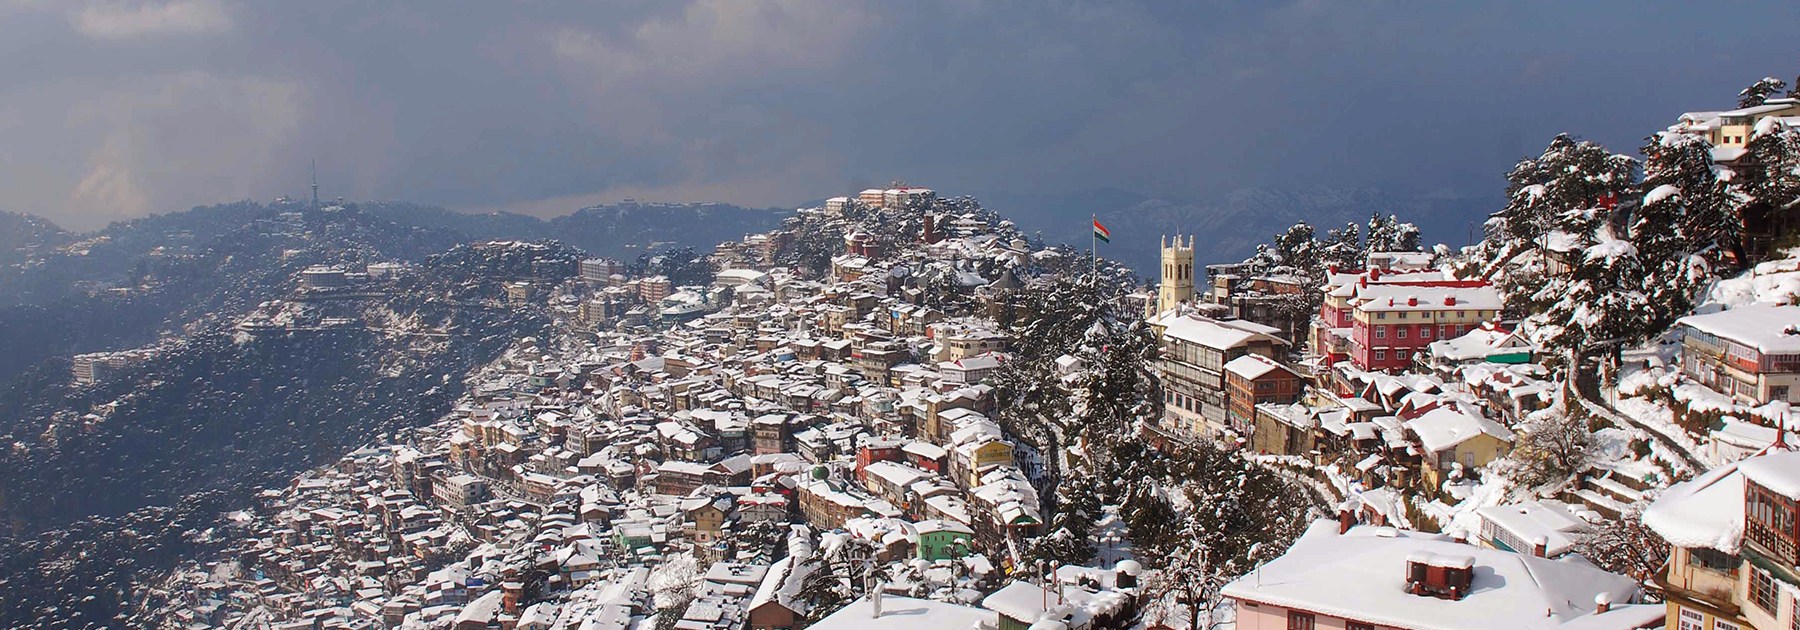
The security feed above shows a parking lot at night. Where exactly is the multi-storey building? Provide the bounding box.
[1347,282,1501,372]
[858,188,888,207]
[882,187,936,208]
[639,276,673,303]
[1667,98,1800,258]
[580,258,623,286]
[824,196,854,216]
[1646,449,1800,630]
[1313,267,1443,365]
[1670,97,1800,161]
[1224,354,1302,432]
[1149,311,1289,436]
[1675,305,1800,405]
[432,474,488,511]
[1204,263,1309,343]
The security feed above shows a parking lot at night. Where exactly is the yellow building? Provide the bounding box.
[954,439,1015,487]
[1403,404,1514,488]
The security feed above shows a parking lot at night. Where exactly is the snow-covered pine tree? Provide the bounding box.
[1273,222,1318,271]
[1528,229,1655,357]
[1022,471,1101,566]
[1731,125,1800,259]
[1365,213,1423,253]
[1072,319,1163,463]
[1482,134,1637,314]
[1632,131,1732,329]
[1738,76,1789,109]
[1319,222,1362,270]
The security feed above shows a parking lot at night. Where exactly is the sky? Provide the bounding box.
[0,0,1795,231]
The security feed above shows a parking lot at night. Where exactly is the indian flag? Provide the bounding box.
[1092,218,1111,243]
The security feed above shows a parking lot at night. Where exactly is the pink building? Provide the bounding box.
[1330,272,1500,372]
[1313,267,1460,367]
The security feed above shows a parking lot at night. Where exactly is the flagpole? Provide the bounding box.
[1091,214,1097,280]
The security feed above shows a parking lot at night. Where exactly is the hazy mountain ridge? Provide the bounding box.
[0,211,71,266]
[0,254,552,628]
[0,203,467,384]
[360,200,788,261]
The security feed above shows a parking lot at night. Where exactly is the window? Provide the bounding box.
[1687,547,1739,572]
[1376,312,1387,320]
[1716,620,1742,630]
[1677,607,1704,630]
[1287,611,1315,630]
[1375,326,1387,339]
[1347,622,1374,630]
[1375,349,1387,361]
[1398,327,1408,339]
[1421,325,1432,338]
[1775,386,1790,402]
[1754,567,1778,614]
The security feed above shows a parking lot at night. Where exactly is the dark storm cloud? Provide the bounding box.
[0,0,1794,229]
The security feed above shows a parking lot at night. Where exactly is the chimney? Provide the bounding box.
[1407,296,1418,307]
[1338,507,1356,534]
[1531,535,1549,558]
[1369,268,1381,280]
[1452,531,1469,545]
[1594,592,1612,615]
[1443,296,1455,306]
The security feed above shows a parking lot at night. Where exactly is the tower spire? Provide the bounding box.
[311,160,319,208]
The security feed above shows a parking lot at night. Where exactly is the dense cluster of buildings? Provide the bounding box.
[144,188,1166,630]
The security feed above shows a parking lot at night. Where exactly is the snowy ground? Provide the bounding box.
[1090,505,1136,567]
[1697,248,1800,311]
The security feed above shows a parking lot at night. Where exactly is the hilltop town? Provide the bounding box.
[119,83,1800,630]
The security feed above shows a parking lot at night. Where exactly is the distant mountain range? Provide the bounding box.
[980,187,1498,276]
[363,200,788,262]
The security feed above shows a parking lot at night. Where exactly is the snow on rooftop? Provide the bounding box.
[1474,501,1589,557]
[1224,354,1294,380]
[1221,521,1656,630]
[808,595,994,630]
[1353,284,1502,312]
[1153,311,1287,349]
[1403,404,1513,453]
[1737,450,1800,500]
[1643,460,1746,554]
[1676,305,1800,354]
